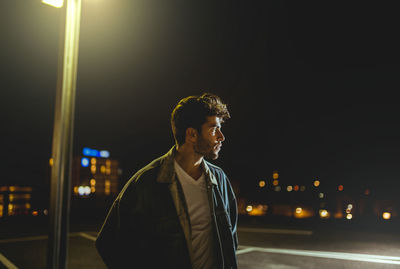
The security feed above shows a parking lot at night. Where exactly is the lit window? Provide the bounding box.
[100,166,106,174]
[105,180,111,195]
[81,158,89,167]
[91,165,96,174]
[91,158,97,165]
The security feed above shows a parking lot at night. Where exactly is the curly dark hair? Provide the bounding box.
[171,93,230,146]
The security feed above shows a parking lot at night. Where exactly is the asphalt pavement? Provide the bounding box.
[1,215,400,268]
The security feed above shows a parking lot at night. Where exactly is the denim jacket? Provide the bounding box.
[96,146,238,269]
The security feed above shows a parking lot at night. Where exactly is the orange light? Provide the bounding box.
[338,185,344,191]
[273,171,279,180]
[287,185,293,192]
[364,189,370,195]
[272,180,279,186]
[382,212,391,220]
[293,185,299,191]
[259,181,266,188]
[313,180,320,187]
[32,211,39,216]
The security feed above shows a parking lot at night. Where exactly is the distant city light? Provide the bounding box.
[296,207,302,214]
[246,205,253,212]
[347,204,353,210]
[100,150,110,158]
[319,193,324,199]
[346,213,353,220]
[273,171,279,180]
[313,180,320,187]
[382,212,391,220]
[78,186,91,196]
[81,157,89,167]
[319,209,329,218]
[338,185,344,191]
[294,185,299,191]
[300,186,306,192]
[346,208,351,214]
[287,185,293,192]
[272,179,279,186]
[259,180,266,188]
[83,147,110,158]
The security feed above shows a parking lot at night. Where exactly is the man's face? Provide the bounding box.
[194,116,225,160]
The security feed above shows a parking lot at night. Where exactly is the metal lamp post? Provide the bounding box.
[43,0,82,268]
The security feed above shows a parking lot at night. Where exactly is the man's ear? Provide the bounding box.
[185,127,198,143]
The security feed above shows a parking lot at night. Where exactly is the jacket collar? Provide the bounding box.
[156,145,218,186]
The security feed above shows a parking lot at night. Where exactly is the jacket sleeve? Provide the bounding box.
[226,176,239,251]
[95,196,123,268]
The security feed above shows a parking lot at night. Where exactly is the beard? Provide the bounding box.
[194,135,220,160]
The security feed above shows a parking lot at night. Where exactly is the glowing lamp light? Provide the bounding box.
[246,205,253,213]
[338,185,344,191]
[295,207,302,214]
[314,180,320,187]
[319,209,329,218]
[346,214,353,220]
[382,212,391,220]
[259,181,266,188]
[78,186,91,196]
[42,0,64,8]
[273,171,279,180]
[293,185,299,191]
[272,179,279,186]
[287,185,293,192]
[81,157,89,167]
[100,150,110,158]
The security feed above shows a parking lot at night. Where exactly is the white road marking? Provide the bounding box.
[238,227,313,236]
[0,252,18,269]
[237,245,400,265]
[78,232,96,241]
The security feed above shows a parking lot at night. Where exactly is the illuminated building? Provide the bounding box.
[71,147,120,198]
[0,186,33,218]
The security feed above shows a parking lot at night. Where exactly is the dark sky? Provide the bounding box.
[1,1,400,198]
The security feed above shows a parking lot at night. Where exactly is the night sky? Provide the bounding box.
[1,1,400,199]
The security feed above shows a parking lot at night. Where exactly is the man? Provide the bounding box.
[96,93,238,269]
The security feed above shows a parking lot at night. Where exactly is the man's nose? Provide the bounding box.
[217,129,225,142]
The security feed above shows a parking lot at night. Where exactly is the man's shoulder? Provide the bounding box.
[204,160,227,179]
[119,155,164,196]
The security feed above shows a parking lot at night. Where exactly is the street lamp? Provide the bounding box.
[44,0,82,268]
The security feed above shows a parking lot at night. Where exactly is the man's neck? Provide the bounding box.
[175,144,203,180]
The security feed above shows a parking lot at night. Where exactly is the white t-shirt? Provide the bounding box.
[174,160,217,269]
